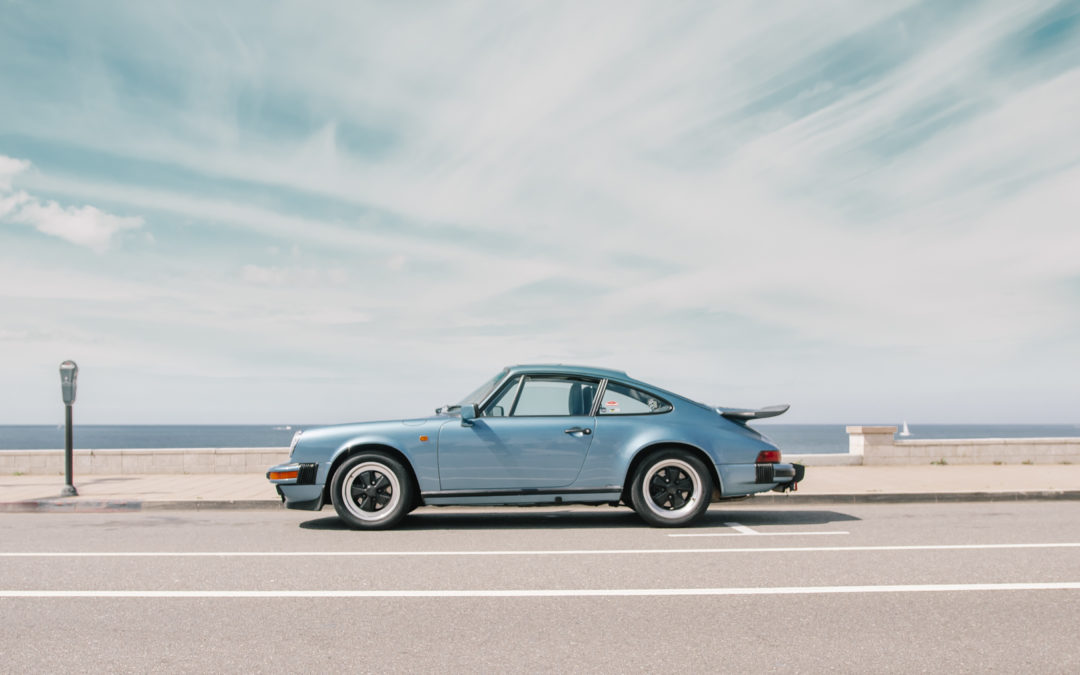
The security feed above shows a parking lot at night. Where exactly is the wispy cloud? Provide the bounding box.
[1,1,1078,422]
[0,156,144,252]
[0,155,30,190]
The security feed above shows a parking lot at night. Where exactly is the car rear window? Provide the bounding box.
[598,382,672,415]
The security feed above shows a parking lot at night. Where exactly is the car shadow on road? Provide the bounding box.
[299,507,859,531]
[716,509,861,526]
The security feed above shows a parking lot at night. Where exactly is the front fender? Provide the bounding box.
[323,432,440,493]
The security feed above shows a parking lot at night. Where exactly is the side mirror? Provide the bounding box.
[460,404,478,426]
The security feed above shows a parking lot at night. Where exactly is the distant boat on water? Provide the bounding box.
[900,421,911,437]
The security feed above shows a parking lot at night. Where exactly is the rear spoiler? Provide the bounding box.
[715,404,790,422]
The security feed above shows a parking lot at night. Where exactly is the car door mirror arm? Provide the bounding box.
[460,404,478,426]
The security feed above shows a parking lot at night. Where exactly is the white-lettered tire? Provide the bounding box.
[331,452,414,530]
[629,449,713,527]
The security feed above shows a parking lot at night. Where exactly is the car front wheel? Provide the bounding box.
[630,450,713,527]
[331,452,414,530]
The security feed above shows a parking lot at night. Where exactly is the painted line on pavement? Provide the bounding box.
[3,582,1080,598]
[670,531,850,538]
[670,522,849,537]
[724,521,761,535]
[1,542,1080,557]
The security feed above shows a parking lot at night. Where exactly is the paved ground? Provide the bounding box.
[3,464,1080,510]
[1,502,1078,672]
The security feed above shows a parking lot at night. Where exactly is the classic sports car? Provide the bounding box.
[267,364,804,529]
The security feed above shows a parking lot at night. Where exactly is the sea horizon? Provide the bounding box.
[2,423,1078,454]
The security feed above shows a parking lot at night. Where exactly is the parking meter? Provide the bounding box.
[60,360,78,404]
[58,360,79,496]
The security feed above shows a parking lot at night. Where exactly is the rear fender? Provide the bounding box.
[621,442,724,503]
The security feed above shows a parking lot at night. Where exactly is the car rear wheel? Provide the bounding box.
[630,450,713,527]
[331,453,414,530]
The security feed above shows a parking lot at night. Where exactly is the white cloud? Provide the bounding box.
[11,200,144,253]
[240,263,286,285]
[241,263,350,287]
[0,155,30,190]
[2,3,1079,423]
[0,190,30,218]
[0,154,144,253]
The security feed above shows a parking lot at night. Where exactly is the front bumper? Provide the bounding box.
[755,462,806,492]
[267,462,324,511]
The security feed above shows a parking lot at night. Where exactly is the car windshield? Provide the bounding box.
[457,370,508,406]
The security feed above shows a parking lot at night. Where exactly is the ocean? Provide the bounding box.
[2,423,1078,453]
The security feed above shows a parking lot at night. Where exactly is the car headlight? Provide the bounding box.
[289,430,303,455]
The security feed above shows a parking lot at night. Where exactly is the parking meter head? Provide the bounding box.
[59,360,78,405]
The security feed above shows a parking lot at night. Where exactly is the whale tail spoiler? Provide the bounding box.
[715,404,790,422]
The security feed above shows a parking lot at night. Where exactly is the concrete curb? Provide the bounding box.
[142,500,282,511]
[4,490,1080,513]
[0,499,282,513]
[748,490,1080,505]
[0,499,144,513]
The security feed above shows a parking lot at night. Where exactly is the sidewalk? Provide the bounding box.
[3,464,1079,512]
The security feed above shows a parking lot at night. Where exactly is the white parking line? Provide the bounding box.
[670,531,850,538]
[668,521,850,537]
[1,542,1079,557]
[725,522,761,535]
[3,582,1079,598]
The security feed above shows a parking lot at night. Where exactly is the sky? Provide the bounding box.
[1,0,1079,425]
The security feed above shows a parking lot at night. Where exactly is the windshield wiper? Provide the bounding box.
[436,404,462,414]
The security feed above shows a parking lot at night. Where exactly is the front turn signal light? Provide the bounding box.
[269,470,299,480]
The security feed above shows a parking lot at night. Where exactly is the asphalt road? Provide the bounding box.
[2,502,1079,673]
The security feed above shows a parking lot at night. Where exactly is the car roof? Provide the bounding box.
[506,364,631,380]
[500,364,709,412]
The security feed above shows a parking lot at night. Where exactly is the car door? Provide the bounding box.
[436,375,598,490]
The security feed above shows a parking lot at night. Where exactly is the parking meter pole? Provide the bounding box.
[59,359,79,498]
[61,403,77,497]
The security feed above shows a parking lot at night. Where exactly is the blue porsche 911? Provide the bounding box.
[267,364,804,529]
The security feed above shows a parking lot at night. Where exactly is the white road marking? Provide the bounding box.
[724,521,761,535]
[670,531,850,538]
[3,582,1080,598]
[1,542,1079,557]
[666,521,849,537]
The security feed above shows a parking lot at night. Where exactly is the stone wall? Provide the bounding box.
[0,448,290,475]
[3,431,1079,475]
[847,426,1080,465]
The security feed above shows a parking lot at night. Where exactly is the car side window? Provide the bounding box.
[511,377,598,417]
[598,382,672,415]
[483,376,522,417]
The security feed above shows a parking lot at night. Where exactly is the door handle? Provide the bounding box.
[564,427,592,435]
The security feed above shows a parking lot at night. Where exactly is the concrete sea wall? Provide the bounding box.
[846,426,1080,466]
[2,427,1078,475]
[0,448,290,475]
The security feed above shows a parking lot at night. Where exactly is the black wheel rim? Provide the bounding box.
[350,469,393,512]
[648,466,694,510]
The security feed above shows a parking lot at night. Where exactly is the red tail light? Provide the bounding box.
[756,450,781,463]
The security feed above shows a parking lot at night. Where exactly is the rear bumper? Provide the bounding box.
[755,462,806,491]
